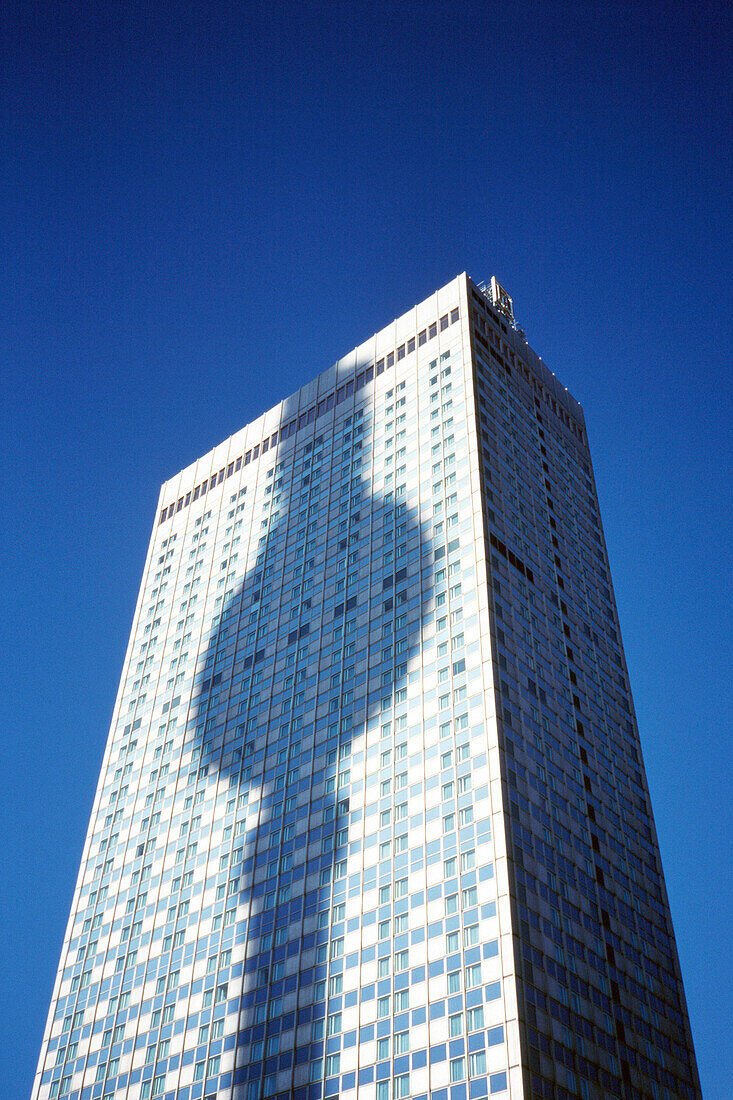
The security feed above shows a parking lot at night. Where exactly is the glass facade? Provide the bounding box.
[33,274,700,1100]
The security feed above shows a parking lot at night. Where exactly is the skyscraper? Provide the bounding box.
[33,273,700,1100]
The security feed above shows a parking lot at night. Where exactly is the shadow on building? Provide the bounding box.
[188,434,429,1100]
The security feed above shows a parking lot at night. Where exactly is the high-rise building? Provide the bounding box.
[33,273,700,1100]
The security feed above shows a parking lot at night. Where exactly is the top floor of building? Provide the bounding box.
[156,273,586,528]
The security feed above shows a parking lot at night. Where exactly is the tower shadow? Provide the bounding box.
[188,413,430,1100]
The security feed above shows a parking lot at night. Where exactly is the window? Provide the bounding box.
[325,1053,340,1075]
[464,923,479,946]
[393,1074,410,1098]
[469,1051,487,1075]
[450,1057,465,1081]
[465,963,482,988]
[463,886,478,907]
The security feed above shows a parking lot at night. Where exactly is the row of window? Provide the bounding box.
[158,308,461,525]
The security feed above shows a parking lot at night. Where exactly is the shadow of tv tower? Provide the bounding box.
[188,392,429,1100]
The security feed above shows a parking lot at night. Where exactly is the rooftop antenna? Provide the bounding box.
[487,276,514,323]
[477,275,522,334]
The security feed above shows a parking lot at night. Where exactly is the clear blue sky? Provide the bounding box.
[2,1,730,1096]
